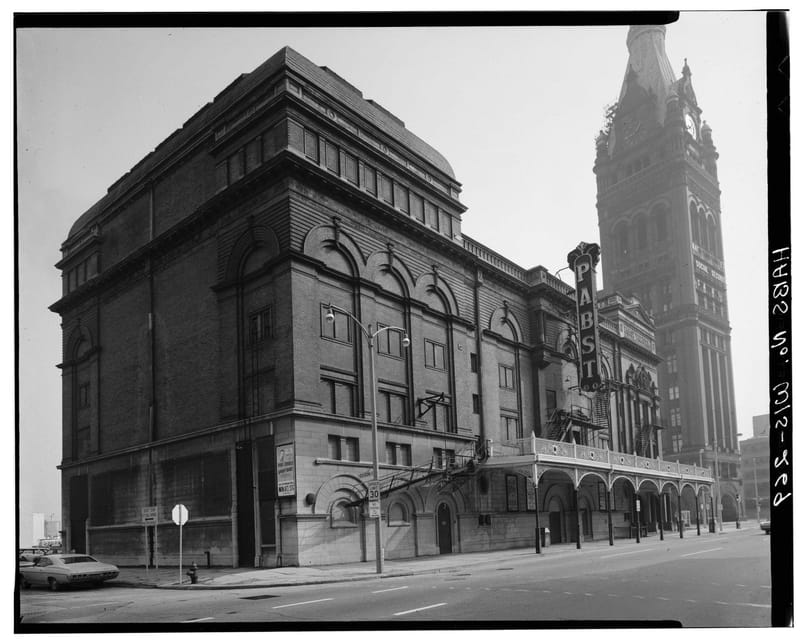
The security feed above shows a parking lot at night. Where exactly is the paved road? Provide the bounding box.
[18,529,770,627]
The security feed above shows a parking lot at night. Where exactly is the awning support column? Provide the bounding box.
[606,484,614,546]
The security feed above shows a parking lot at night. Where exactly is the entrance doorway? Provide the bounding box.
[236,442,256,567]
[437,503,452,554]
[549,511,562,544]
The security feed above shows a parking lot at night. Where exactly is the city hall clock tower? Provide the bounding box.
[593,25,741,525]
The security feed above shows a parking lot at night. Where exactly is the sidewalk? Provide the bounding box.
[111,524,752,591]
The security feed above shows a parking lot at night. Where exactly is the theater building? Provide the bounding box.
[52,44,712,568]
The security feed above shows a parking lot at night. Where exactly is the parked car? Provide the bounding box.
[760,520,771,534]
[19,554,119,590]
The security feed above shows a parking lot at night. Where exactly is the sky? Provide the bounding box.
[13,11,777,548]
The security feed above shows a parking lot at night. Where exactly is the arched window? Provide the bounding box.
[706,216,717,255]
[689,202,700,245]
[651,205,668,243]
[387,502,410,526]
[613,221,629,256]
[635,214,647,250]
[330,499,358,528]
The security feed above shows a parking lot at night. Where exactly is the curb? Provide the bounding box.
[108,529,751,591]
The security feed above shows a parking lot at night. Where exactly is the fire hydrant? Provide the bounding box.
[186,562,198,584]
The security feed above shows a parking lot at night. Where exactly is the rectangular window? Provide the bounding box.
[428,400,453,433]
[470,352,478,373]
[472,394,480,414]
[328,435,341,460]
[328,435,359,461]
[379,390,407,425]
[498,364,515,389]
[249,307,273,344]
[344,437,359,462]
[501,414,520,440]
[394,183,409,213]
[377,324,402,358]
[379,174,393,204]
[668,386,680,401]
[411,193,424,222]
[215,160,228,192]
[344,153,358,185]
[667,354,678,374]
[303,130,319,161]
[399,444,411,467]
[321,379,355,417]
[433,448,455,469]
[325,141,339,173]
[263,125,280,160]
[321,305,352,343]
[385,442,397,465]
[439,210,452,236]
[288,120,304,153]
[425,201,438,229]
[364,165,377,195]
[228,150,245,183]
[245,137,262,173]
[424,340,446,370]
[670,407,681,428]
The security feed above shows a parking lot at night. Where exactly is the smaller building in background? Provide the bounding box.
[740,414,770,521]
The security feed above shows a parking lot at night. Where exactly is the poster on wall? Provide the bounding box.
[276,442,296,497]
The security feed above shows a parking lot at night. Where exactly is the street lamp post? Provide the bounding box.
[711,425,723,532]
[325,303,410,575]
[752,458,761,522]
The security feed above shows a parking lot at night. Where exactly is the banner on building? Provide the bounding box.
[567,242,603,392]
[276,442,296,497]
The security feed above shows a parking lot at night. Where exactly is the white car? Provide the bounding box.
[19,554,119,590]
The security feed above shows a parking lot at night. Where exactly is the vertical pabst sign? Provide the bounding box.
[567,242,603,392]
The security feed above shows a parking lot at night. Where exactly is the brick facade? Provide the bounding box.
[53,46,705,568]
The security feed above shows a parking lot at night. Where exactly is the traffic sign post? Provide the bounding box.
[142,506,159,571]
[367,481,381,519]
[172,504,189,585]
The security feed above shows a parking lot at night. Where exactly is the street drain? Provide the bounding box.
[496,567,514,571]
[241,594,279,600]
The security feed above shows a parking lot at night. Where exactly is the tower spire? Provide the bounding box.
[619,24,678,125]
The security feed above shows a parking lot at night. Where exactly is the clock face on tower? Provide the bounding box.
[685,113,698,139]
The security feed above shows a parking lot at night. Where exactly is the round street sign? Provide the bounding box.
[172,504,189,526]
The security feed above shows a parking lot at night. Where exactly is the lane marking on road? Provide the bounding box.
[657,597,670,601]
[600,548,654,559]
[684,599,697,603]
[272,598,334,609]
[182,617,214,623]
[714,601,771,609]
[372,586,408,594]
[736,584,746,587]
[584,593,593,597]
[632,595,645,599]
[607,594,619,598]
[761,586,772,589]
[393,603,447,616]
[563,592,574,595]
[681,547,723,557]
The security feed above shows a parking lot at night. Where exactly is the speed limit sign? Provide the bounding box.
[367,481,380,518]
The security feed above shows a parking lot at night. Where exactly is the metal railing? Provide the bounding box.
[496,435,712,479]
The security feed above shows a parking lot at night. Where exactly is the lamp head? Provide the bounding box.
[402,335,411,349]
[325,306,335,324]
